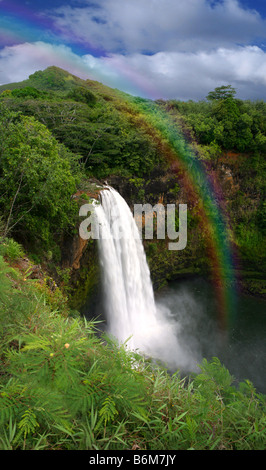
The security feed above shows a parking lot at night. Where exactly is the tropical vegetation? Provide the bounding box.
[0,252,265,450]
[0,68,265,450]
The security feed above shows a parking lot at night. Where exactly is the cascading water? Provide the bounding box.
[94,186,197,371]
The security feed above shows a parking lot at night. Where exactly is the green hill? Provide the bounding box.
[0,65,130,99]
[0,66,161,179]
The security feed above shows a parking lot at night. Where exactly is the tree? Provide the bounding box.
[67,86,96,106]
[10,87,43,99]
[0,104,80,247]
[207,85,236,101]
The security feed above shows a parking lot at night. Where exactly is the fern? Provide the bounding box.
[1,256,266,450]
[99,396,118,426]
[0,383,21,426]
[21,335,51,352]
[66,378,102,417]
[0,255,18,307]
[184,416,199,447]
[18,409,39,439]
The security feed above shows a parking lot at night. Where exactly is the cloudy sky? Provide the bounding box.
[0,0,266,100]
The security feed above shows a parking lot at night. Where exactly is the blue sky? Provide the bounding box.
[1,0,266,100]
[240,1,266,18]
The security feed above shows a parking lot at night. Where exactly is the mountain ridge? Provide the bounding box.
[0,65,133,101]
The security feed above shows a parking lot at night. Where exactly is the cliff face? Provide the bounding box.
[63,166,209,310]
[107,169,209,287]
[62,154,265,312]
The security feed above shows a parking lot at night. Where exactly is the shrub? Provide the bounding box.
[0,238,24,260]
[0,258,265,450]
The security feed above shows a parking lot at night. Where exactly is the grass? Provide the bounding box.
[0,252,265,450]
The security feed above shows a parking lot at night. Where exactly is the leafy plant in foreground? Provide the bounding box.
[0,252,265,450]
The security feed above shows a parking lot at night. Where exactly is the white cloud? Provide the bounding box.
[1,41,266,101]
[112,45,266,100]
[1,1,266,101]
[47,0,265,54]
[0,42,90,85]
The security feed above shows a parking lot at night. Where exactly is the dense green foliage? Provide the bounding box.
[0,104,80,257]
[0,69,265,450]
[0,67,162,179]
[154,88,266,274]
[0,69,265,277]
[0,254,265,450]
[170,86,266,153]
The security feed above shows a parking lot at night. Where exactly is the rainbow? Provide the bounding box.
[0,0,105,56]
[0,1,159,97]
[0,1,238,329]
[118,97,238,330]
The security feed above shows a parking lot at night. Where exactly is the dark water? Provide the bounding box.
[156,277,266,394]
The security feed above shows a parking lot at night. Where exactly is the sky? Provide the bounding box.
[1,0,266,101]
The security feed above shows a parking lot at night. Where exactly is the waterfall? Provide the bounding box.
[94,186,197,371]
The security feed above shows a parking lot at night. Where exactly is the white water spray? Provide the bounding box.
[95,186,197,371]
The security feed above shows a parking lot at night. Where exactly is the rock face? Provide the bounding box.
[107,169,211,287]
[62,234,88,271]
[107,169,181,207]
[59,180,104,311]
[63,167,209,311]
[61,230,100,312]
[61,153,265,312]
